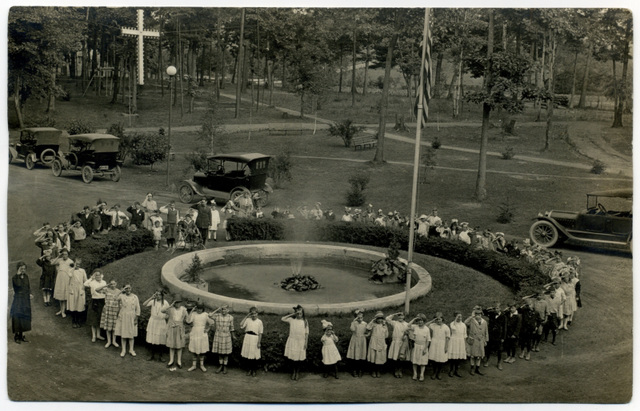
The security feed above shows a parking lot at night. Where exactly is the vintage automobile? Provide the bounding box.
[529,188,632,251]
[9,127,68,169]
[51,133,122,184]
[178,152,272,206]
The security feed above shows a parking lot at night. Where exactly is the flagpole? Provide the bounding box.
[404,8,430,315]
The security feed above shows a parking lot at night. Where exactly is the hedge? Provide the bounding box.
[72,228,155,275]
[228,218,547,297]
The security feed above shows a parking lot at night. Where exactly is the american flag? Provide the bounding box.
[414,9,432,127]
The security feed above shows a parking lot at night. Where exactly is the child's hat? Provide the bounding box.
[321,319,333,329]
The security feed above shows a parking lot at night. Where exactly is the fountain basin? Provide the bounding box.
[161,243,431,315]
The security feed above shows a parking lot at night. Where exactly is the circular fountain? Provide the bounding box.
[161,243,431,315]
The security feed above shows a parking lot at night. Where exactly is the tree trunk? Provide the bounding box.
[338,53,343,93]
[452,49,463,118]
[235,8,245,119]
[433,52,443,98]
[47,68,56,113]
[131,59,138,114]
[351,28,357,107]
[13,76,24,129]
[535,31,546,122]
[159,20,165,97]
[474,10,494,202]
[373,19,400,164]
[363,43,370,96]
[612,18,631,128]
[578,43,591,108]
[568,49,578,109]
[111,54,121,104]
[543,30,556,151]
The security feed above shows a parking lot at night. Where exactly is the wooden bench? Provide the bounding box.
[351,135,378,150]
[268,124,303,136]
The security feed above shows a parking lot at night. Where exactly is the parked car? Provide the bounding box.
[9,127,68,169]
[529,188,632,251]
[178,152,272,206]
[51,133,122,183]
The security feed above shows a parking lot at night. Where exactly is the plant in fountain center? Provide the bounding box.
[280,256,321,292]
[179,253,208,291]
[370,239,407,284]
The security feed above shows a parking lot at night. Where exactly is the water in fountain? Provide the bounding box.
[290,256,303,277]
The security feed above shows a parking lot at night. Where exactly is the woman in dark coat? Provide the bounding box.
[11,261,32,344]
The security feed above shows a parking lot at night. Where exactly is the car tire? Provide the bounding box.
[40,148,56,165]
[230,188,249,203]
[110,165,121,182]
[68,152,78,170]
[52,159,63,177]
[529,220,559,248]
[178,184,195,203]
[25,153,36,170]
[81,165,94,184]
[9,151,13,164]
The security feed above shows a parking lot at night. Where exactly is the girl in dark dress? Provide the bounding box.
[11,262,32,344]
[36,251,56,306]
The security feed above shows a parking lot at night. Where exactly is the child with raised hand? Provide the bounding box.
[187,303,213,372]
[366,311,389,378]
[346,308,368,378]
[408,313,431,381]
[320,320,341,379]
[240,307,263,377]
[162,299,188,371]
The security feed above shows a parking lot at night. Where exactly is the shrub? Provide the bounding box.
[501,146,515,160]
[130,132,169,169]
[268,149,294,188]
[184,148,209,174]
[431,137,441,149]
[497,197,516,223]
[66,119,96,135]
[72,228,154,275]
[227,218,286,241]
[591,160,606,174]
[180,253,203,283]
[328,119,365,147]
[345,170,370,207]
[420,147,438,184]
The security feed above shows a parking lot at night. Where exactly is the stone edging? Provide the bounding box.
[161,243,431,315]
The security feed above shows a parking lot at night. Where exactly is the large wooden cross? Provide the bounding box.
[121,9,159,85]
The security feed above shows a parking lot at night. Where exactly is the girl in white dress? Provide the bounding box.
[386,312,410,378]
[209,200,220,241]
[187,303,214,372]
[281,305,308,381]
[240,307,263,377]
[448,312,467,377]
[409,313,431,381]
[51,249,74,318]
[366,311,389,378]
[143,290,170,362]
[346,309,368,378]
[427,313,451,380]
[320,320,341,379]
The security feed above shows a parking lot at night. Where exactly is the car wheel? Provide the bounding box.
[230,188,249,203]
[9,151,13,164]
[40,148,56,165]
[68,153,79,169]
[25,153,36,170]
[179,184,195,203]
[529,220,559,248]
[110,165,121,182]
[81,165,94,184]
[52,159,63,177]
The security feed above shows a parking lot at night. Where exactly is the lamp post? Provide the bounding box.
[166,65,177,186]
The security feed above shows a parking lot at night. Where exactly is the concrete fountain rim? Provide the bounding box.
[160,242,432,315]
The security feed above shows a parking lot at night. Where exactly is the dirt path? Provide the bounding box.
[5,163,633,403]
